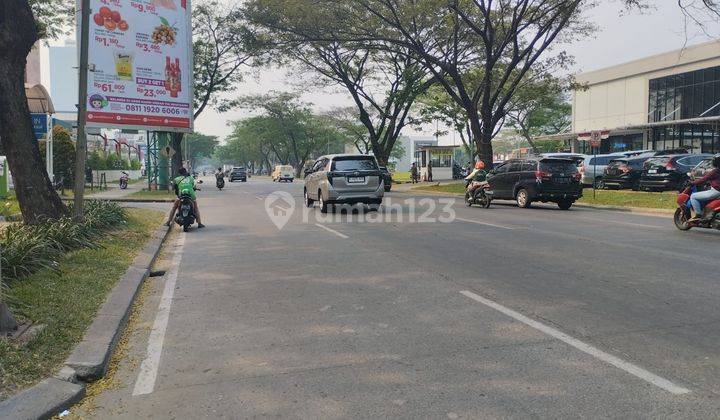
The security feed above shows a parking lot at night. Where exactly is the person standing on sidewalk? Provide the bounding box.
[410,162,419,184]
[427,160,433,182]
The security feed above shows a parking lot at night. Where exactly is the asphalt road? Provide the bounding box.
[73,177,720,419]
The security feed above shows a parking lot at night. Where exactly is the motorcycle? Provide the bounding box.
[119,172,129,190]
[174,182,202,232]
[216,174,225,190]
[465,180,493,208]
[674,185,720,231]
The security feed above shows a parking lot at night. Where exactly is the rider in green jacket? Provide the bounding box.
[165,168,205,228]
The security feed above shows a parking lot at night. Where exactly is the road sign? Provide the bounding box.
[590,131,602,148]
[160,145,175,158]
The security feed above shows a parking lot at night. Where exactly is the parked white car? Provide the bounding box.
[579,153,626,188]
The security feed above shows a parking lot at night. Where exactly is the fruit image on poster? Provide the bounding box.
[85,0,193,132]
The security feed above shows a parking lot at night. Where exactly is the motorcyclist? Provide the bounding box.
[465,161,489,192]
[465,161,488,199]
[689,154,720,222]
[165,167,205,228]
[215,167,224,180]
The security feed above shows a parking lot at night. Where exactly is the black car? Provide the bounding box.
[379,167,393,192]
[640,154,712,192]
[487,158,583,210]
[229,167,247,182]
[602,155,652,190]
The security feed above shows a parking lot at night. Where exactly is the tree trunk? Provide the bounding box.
[170,132,184,176]
[0,0,67,224]
[469,117,493,168]
[0,301,18,333]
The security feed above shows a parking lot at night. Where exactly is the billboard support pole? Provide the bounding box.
[73,0,91,220]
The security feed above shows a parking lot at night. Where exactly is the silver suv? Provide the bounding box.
[579,153,625,188]
[304,154,385,212]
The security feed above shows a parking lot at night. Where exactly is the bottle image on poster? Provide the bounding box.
[84,0,193,132]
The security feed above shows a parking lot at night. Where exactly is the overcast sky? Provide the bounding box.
[194,2,717,142]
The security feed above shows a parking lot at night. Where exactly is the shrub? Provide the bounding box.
[0,201,126,283]
[40,126,76,188]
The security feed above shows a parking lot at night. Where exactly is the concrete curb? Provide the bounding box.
[0,224,172,420]
[396,189,674,217]
[61,198,175,204]
[65,224,171,380]
[0,378,85,420]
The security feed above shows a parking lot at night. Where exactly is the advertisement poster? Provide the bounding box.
[85,0,193,132]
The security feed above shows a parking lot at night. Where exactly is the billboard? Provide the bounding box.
[84,0,193,132]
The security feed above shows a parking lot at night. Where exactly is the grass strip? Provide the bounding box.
[0,208,163,401]
[129,189,177,200]
[413,184,678,210]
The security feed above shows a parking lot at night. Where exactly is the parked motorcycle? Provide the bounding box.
[465,181,493,208]
[674,185,720,231]
[119,172,129,190]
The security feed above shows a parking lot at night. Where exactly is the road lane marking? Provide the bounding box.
[455,217,515,230]
[315,223,349,239]
[133,234,185,396]
[573,216,664,229]
[459,290,691,395]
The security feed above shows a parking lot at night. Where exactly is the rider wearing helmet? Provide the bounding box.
[165,167,205,228]
[689,155,720,221]
[465,161,488,182]
[465,161,489,195]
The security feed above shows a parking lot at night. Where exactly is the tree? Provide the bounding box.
[183,132,218,169]
[413,85,475,160]
[245,0,435,166]
[170,0,258,174]
[40,126,76,188]
[0,0,68,225]
[506,75,572,153]
[319,1,680,167]
[223,93,341,176]
[325,107,372,154]
[0,0,73,334]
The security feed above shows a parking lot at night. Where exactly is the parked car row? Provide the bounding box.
[542,149,714,192]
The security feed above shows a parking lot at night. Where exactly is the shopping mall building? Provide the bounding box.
[568,40,720,154]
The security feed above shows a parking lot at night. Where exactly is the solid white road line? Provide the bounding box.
[460,290,691,395]
[133,234,186,396]
[315,223,349,239]
[574,216,664,229]
[455,217,515,230]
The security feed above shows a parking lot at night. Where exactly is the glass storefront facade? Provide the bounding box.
[579,133,644,154]
[647,65,720,153]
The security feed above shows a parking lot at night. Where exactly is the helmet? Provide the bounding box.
[475,161,485,170]
[179,167,189,176]
[713,155,720,169]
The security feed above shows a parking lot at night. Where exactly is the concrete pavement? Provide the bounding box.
[67,177,720,419]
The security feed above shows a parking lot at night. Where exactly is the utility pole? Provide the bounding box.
[73,0,91,219]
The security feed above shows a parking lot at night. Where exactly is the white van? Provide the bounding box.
[272,165,295,182]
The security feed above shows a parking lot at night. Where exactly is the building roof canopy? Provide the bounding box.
[25,84,55,114]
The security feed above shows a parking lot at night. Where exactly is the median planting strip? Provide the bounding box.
[407,184,675,215]
[0,210,172,419]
